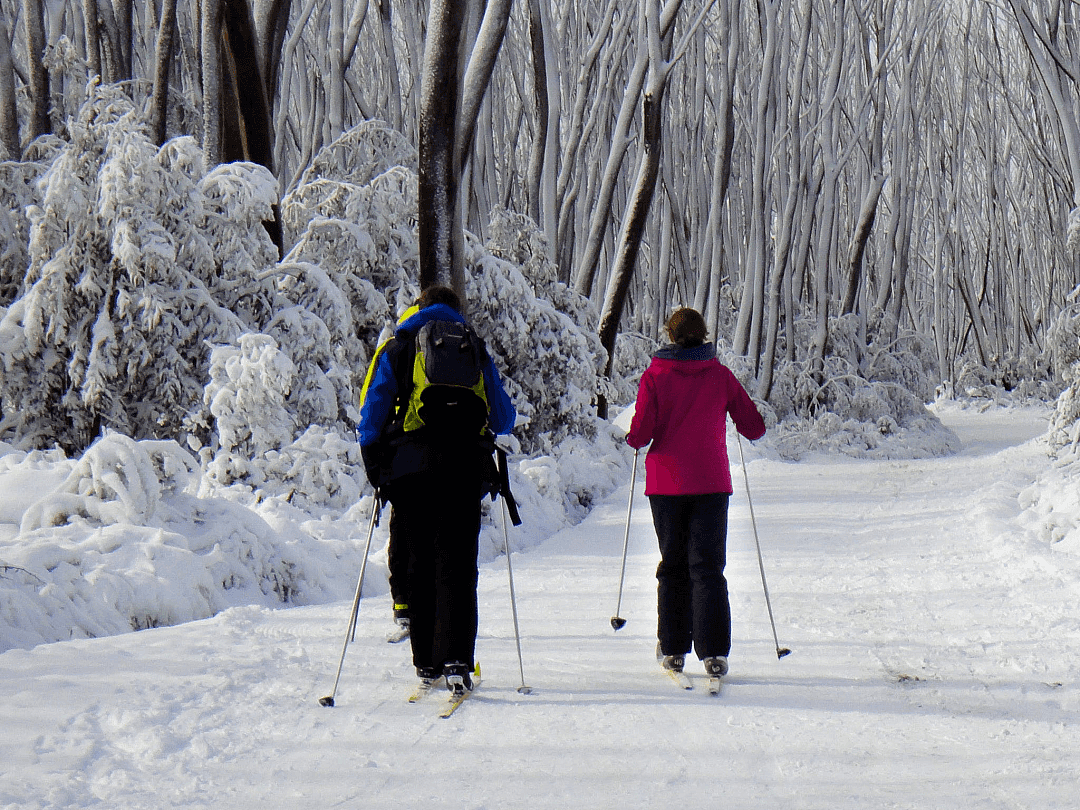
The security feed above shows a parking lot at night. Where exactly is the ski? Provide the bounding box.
[439,664,481,718]
[386,625,410,644]
[407,677,442,703]
[665,668,693,690]
[707,676,723,696]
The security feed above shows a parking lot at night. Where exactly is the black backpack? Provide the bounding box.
[396,319,490,437]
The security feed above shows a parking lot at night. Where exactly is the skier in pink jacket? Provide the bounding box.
[626,307,766,681]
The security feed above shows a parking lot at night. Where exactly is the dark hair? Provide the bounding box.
[416,284,461,312]
[665,307,707,348]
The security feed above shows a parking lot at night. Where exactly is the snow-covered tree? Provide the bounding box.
[0,88,276,452]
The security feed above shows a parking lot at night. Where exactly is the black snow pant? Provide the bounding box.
[649,492,731,660]
[389,471,482,673]
[387,507,410,619]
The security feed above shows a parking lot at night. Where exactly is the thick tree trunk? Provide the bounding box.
[419,0,466,298]
[457,0,512,172]
[254,0,292,108]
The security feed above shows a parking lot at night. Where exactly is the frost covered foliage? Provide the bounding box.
[0,156,55,306]
[609,332,659,408]
[0,434,317,650]
[202,334,367,509]
[0,86,280,452]
[735,313,960,460]
[1046,293,1080,453]
[277,126,422,417]
[473,210,609,453]
[950,352,1060,405]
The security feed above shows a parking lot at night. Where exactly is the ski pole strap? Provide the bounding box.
[496,447,522,526]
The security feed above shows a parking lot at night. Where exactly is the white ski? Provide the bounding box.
[665,667,693,690]
[707,676,723,696]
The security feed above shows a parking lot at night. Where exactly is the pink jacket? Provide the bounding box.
[626,343,766,496]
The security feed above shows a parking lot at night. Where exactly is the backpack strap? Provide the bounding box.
[389,333,416,432]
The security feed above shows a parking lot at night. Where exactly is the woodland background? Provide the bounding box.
[2,0,1080,468]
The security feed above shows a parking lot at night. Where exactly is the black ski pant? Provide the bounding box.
[389,472,482,673]
[387,507,409,619]
[649,492,731,660]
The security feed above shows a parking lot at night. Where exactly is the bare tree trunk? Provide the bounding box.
[95,0,122,84]
[598,82,668,417]
[758,0,813,399]
[699,0,740,337]
[732,0,779,360]
[840,174,885,315]
[456,0,512,173]
[525,0,548,225]
[202,0,223,170]
[253,0,292,107]
[1006,0,1080,206]
[84,0,102,80]
[377,0,404,132]
[597,0,712,415]
[574,0,682,299]
[22,0,50,142]
[326,0,345,141]
[0,12,19,158]
[149,0,178,145]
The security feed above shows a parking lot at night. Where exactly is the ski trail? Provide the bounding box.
[2,405,1079,809]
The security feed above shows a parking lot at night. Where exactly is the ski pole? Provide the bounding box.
[610,449,638,631]
[319,495,381,707]
[736,432,791,659]
[500,496,532,694]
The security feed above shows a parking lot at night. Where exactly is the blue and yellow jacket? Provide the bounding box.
[356,303,516,487]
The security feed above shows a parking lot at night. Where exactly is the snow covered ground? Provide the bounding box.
[2,403,1078,809]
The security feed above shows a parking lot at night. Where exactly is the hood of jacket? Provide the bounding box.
[651,341,719,374]
[394,303,464,339]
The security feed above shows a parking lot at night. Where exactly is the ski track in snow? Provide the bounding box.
[3,405,1079,809]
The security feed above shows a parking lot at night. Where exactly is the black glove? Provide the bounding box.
[361,441,393,490]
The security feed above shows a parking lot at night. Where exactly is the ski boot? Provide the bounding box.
[703,656,729,678]
[443,662,474,696]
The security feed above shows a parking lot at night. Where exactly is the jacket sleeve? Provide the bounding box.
[356,341,399,446]
[625,368,657,449]
[725,368,766,441]
[483,358,517,436]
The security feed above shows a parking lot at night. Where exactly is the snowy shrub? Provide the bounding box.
[1,434,312,649]
[468,232,606,453]
[0,87,289,453]
[609,332,658,408]
[202,334,296,485]
[258,426,367,511]
[717,312,959,460]
[0,159,49,306]
[200,335,368,509]
[19,433,200,531]
[294,120,417,191]
[1046,292,1080,453]
[953,352,1061,406]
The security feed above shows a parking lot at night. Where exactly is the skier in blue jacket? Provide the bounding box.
[357,285,515,695]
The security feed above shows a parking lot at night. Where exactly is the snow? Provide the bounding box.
[3,403,1080,808]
